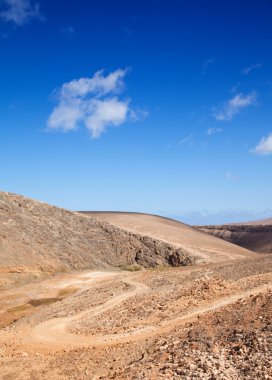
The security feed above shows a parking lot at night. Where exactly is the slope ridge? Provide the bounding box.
[0,192,191,289]
[81,212,255,262]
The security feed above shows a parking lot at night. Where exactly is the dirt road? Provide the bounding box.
[0,258,272,380]
[8,270,270,350]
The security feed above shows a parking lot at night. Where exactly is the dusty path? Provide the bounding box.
[21,273,271,350]
[24,276,150,347]
[1,263,271,380]
[0,270,118,319]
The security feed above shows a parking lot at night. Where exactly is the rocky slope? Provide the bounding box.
[198,224,272,254]
[81,211,256,263]
[0,192,192,289]
[112,287,272,380]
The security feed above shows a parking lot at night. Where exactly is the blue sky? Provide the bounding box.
[0,0,272,224]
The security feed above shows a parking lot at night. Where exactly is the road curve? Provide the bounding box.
[22,274,271,349]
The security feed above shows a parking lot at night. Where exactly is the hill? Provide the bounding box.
[198,223,272,254]
[234,217,272,226]
[0,198,271,380]
[80,212,255,263]
[0,193,192,289]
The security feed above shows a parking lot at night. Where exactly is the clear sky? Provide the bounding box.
[0,0,272,224]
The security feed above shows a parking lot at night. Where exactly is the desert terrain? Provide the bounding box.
[0,194,271,379]
[81,212,255,262]
[198,218,272,254]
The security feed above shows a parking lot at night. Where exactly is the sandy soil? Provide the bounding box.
[0,256,271,379]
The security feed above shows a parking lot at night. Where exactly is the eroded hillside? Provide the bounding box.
[198,224,272,254]
[81,211,256,263]
[0,192,192,289]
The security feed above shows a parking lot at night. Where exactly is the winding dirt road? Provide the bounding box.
[24,275,150,348]
[20,272,271,350]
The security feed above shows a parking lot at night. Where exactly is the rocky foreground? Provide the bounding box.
[0,255,271,379]
[114,289,271,380]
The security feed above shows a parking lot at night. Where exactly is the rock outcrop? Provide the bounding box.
[198,224,272,254]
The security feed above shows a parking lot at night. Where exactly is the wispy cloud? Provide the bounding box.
[242,63,262,75]
[0,0,44,26]
[202,58,215,74]
[207,127,223,135]
[47,69,146,138]
[61,26,76,37]
[251,133,272,155]
[225,170,240,181]
[177,134,193,146]
[213,92,257,121]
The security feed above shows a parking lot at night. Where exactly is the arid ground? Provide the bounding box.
[198,219,272,254]
[0,194,271,379]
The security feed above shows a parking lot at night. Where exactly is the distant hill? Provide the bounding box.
[81,211,255,263]
[198,220,272,254]
[233,217,272,226]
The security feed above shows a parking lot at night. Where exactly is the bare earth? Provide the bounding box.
[0,256,271,379]
[0,198,271,379]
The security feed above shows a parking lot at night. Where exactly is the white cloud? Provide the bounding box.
[85,98,129,138]
[213,92,257,121]
[0,0,44,26]
[207,127,223,135]
[60,69,127,99]
[243,63,262,75]
[47,69,144,138]
[47,101,83,132]
[251,133,272,156]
